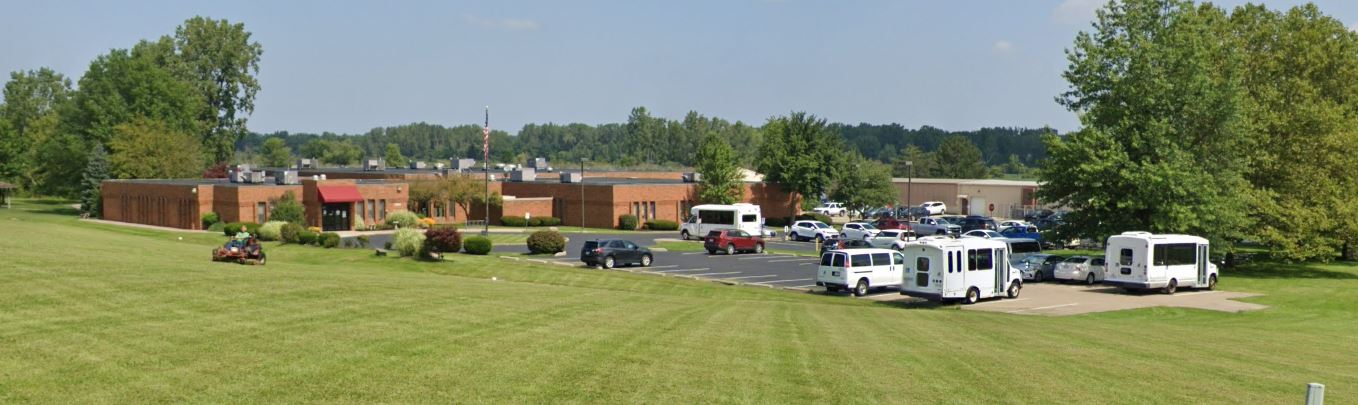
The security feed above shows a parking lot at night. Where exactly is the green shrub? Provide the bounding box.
[539,216,561,226]
[386,210,421,228]
[796,213,833,224]
[764,217,789,227]
[644,219,679,230]
[463,236,492,255]
[392,228,425,257]
[297,230,318,245]
[354,215,366,230]
[527,217,543,227]
[269,191,306,225]
[500,216,527,227]
[280,223,304,244]
[320,232,341,248]
[256,221,286,242]
[207,222,226,232]
[356,235,370,248]
[618,214,638,230]
[223,222,262,237]
[526,230,566,254]
[201,212,220,229]
[424,227,463,254]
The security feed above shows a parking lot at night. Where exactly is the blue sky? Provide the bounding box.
[3,0,1357,135]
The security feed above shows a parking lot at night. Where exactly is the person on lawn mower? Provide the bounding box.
[244,236,261,257]
[229,226,252,250]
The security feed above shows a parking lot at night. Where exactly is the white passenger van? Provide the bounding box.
[898,238,1023,304]
[680,204,763,240]
[817,248,906,297]
[1103,232,1218,294]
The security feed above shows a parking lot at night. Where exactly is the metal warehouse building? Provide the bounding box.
[892,178,1042,218]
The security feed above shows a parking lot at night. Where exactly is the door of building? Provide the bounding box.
[322,203,351,231]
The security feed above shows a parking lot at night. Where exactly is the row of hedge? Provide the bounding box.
[615,215,679,231]
[500,216,563,227]
[385,226,494,259]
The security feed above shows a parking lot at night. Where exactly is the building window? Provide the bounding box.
[256,202,267,223]
[435,202,444,218]
[368,199,376,222]
[632,202,639,217]
[449,200,456,219]
[641,202,648,220]
[379,199,387,221]
[357,200,366,222]
[649,201,657,219]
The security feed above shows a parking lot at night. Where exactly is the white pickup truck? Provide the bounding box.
[911,217,961,236]
[812,202,846,216]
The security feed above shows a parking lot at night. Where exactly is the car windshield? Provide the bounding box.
[1064,257,1088,263]
[814,223,831,229]
[860,224,877,230]
[707,231,723,237]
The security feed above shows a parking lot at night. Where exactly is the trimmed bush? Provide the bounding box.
[320,232,341,248]
[269,191,306,224]
[385,210,421,228]
[223,222,262,237]
[256,221,287,242]
[392,228,425,257]
[424,227,463,254]
[618,214,638,230]
[298,230,318,245]
[280,223,304,244]
[796,212,833,224]
[201,212,220,229]
[463,236,492,255]
[644,219,679,231]
[526,230,566,254]
[207,222,225,233]
[500,216,527,227]
[356,235,370,248]
[764,217,789,227]
[528,217,544,226]
[307,226,321,233]
[539,216,561,226]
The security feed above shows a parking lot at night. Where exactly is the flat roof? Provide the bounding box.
[890,178,1040,187]
[105,178,399,187]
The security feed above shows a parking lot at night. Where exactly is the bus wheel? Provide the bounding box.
[1207,275,1217,290]
[1007,282,1020,298]
[853,279,869,297]
[681,230,690,240]
[964,287,980,304]
[1164,279,1177,295]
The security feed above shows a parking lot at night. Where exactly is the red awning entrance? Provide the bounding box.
[317,185,363,203]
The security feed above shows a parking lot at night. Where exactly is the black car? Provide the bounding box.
[957,215,1000,232]
[581,239,653,269]
[819,237,874,255]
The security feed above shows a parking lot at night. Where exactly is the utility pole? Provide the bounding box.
[906,160,914,221]
[482,106,490,236]
[580,158,588,232]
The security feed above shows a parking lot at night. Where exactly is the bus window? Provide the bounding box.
[1010,241,1040,255]
[741,214,757,223]
[947,251,954,273]
[968,249,993,271]
[698,210,736,225]
[1120,249,1133,266]
[917,257,930,272]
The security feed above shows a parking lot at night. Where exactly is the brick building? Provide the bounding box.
[102,178,407,231]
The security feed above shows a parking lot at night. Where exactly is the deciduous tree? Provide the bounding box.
[695,131,743,204]
[108,118,204,179]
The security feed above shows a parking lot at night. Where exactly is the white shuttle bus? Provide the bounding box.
[899,238,1023,304]
[1103,232,1218,294]
[680,204,763,240]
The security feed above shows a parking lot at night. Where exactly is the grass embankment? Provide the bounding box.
[0,199,1355,403]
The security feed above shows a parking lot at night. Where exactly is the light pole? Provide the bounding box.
[906,160,914,221]
[482,106,490,236]
[580,158,588,232]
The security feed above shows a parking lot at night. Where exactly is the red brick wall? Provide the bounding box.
[101,181,212,229]
[215,184,303,224]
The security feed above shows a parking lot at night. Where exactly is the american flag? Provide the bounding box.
[482,107,490,158]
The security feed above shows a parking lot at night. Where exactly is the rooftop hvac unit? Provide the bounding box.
[409,161,427,170]
[451,158,476,170]
[233,164,253,173]
[244,171,266,184]
[528,157,549,171]
[273,170,299,185]
[297,158,316,169]
[682,172,701,183]
[511,168,536,182]
[560,172,582,183]
[363,158,385,171]
[434,163,446,170]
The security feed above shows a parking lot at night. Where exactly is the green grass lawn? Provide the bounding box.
[1,199,1355,403]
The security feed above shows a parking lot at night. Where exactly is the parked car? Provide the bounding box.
[961,229,1003,239]
[910,216,960,235]
[789,220,840,242]
[893,206,930,219]
[1054,256,1106,285]
[703,229,765,255]
[999,225,1042,242]
[1016,254,1064,282]
[957,215,1000,232]
[817,248,906,296]
[997,220,1031,232]
[920,201,947,215]
[863,207,894,219]
[841,222,881,240]
[868,229,916,249]
[820,237,874,255]
[1024,209,1055,223]
[813,202,846,216]
[873,216,912,231]
[580,239,653,269]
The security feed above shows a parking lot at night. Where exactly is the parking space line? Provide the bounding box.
[969,298,1027,306]
[1173,291,1219,296]
[790,284,817,288]
[1006,303,1077,313]
[799,263,815,266]
[654,268,710,273]
[767,258,811,263]
[690,271,741,277]
[722,275,778,280]
[647,265,678,269]
[751,278,813,284]
[681,252,704,255]
[736,255,793,260]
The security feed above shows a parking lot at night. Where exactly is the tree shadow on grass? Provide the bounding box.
[1228,262,1358,280]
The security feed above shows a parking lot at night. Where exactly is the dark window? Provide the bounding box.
[741,214,757,223]
[624,241,638,249]
[1010,241,1041,254]
[1092,258,1105,266]
[832,253,845,267]
[821,253,834,266]
[608,240,626,248]
[968,249,993,271]
[584,241,599,250]
[256,202,267,223]
[378,200,387,220]
[357,201,366,222]
[917,257,930,272]
[1120,248,1134,266]
[1153,243,1197,266]
[699,210,736,225]
[851,254,871,267]
[650,202,657,219]
[947,251,954,273]
[894,253,905,265]
[707,230,723,238]
[870,253,891,266]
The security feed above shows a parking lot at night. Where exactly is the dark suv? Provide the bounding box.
[704,229,764,255]
[958,215,999,232]
[581,239,653,269]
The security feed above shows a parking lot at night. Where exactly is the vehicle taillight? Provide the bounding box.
[593,248,603,254]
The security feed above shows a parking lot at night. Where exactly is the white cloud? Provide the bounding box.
[993,40,1015,54]
[1052,0,1101,25]
[1351,22,1358,32]
[464,15,541,31]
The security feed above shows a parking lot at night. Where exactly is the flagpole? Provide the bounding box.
[482,106,490,236]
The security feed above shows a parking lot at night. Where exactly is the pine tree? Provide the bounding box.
[80,144,110,218]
